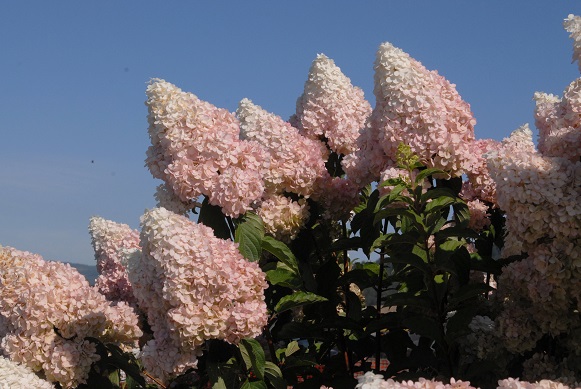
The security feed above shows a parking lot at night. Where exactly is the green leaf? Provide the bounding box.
[448,283,492,308]
[378,177,406,187]
[424,196,456,214]
[266,264,302,289]
[198,196,232,240]
[104,343,146,388]
[364,313,399,334]
[445,305,479,341]
[329,236,362,252]
[212,376,228,389]
[286,340,300,356]
[264,361,286,389]
[383,251,431,276]
[274,291,328,314]
[235,212,264,262]
[453,201,471,228]
[240,338,266,381]
[403,316,446,348]
[337,268,376,289]
[434,226,479,241]
[241,379,268,389]
[262,236,299,274]
[415,168,448,184]
[108,370,120,387]
[382,292,433,309]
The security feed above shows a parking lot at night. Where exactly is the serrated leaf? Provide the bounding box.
[261,236,299,274]
[198,196,232,240]
[274,291,328,313]
[240,338,266,381]
[235,212,264,262]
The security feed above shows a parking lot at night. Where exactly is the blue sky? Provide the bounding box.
[1,2,580,266]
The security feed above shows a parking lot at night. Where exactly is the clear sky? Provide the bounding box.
[1,2,580,266]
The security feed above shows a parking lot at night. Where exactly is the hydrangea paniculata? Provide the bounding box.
[534,84,581,163]
[0,246,142,389]
[0,356,54,389]
[291,53,372,156]
[354,372,477,388]
[89,216,140,304]
[371,42,478,177]
[126,207,268,383]
[237,98,328,198]
[564,14,581,72]
[257,195,310,242]
[145,79,268,217]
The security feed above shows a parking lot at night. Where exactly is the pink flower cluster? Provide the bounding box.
[370,42,478,178]
[237,98,328,198]
[146,79,268,217]
[484,19,581,381]
[487,125,580,253]
[564,14,581,72]
[0,246,142,389]
[238,97,360,222]
[89,216,140,304]
[154,183,194,215]
[126,207,268,383]
[291,53,372,156]
[534,84,581,163]
[257,195,310,242]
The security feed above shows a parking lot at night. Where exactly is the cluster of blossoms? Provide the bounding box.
[482,15,581,382]
[368,42,478,178]
[89,216,140,304]
[290,53,372,156]
[497,378,577,389]
[352,372,477,389]
[125,207,268,383]
[257,195,310,242]
[0,357,54,389]
[154,183,194,215]
[564,14,581,72]
[0,246,142,388]
[237,98,328,198]
[146,79,268,218]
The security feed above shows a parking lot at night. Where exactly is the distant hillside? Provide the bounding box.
[65,262,99,286]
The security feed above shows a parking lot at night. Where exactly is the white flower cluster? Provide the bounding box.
[497,378,577,389]
[354,372,477,388]
[0,357,54,389]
